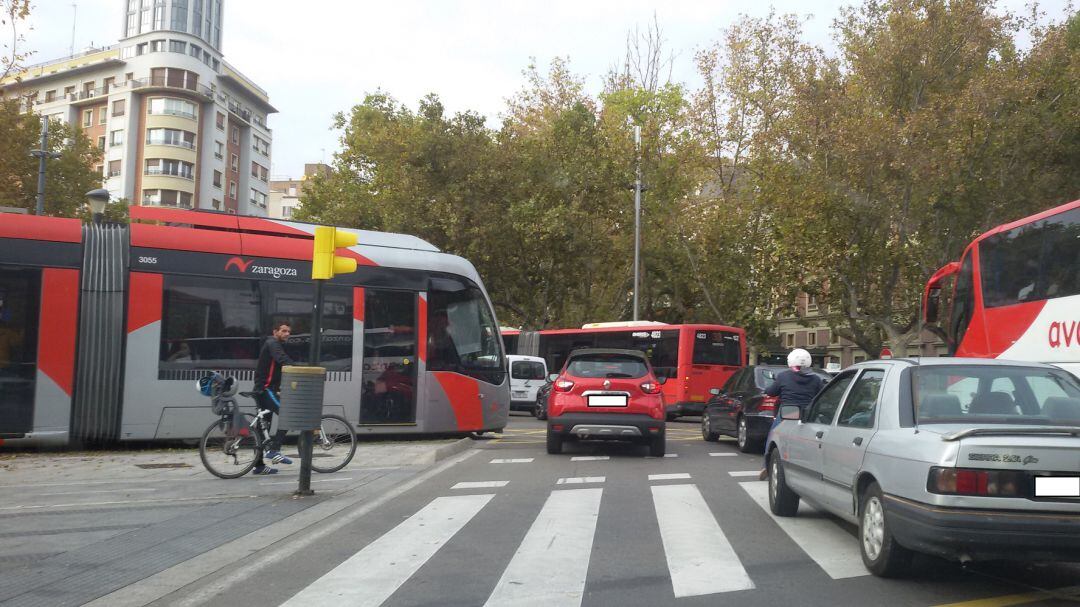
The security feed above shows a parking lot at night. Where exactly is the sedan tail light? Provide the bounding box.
[760,395,780,413]
[554,379,575,393]
[928,467,1025,497]
[640,381,661,394]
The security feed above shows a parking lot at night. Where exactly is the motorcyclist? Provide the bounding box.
[758,348,822,480]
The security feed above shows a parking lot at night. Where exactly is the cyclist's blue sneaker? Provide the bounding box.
[252,465,278,475]
[264,450,292,465]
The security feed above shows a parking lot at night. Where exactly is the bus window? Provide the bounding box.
[980,206,1080,308]
[692,330,741,366]
[949,253,975,355]
[0,269,40,436]
[428,278,506,386]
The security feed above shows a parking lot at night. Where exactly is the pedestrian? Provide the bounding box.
[252,322,296,474]
[758,348,823,480]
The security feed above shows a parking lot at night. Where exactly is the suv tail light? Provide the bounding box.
[760,395,780,412]
[640,381,661,394]
[554,379,575,393]
[928,467,1025,497]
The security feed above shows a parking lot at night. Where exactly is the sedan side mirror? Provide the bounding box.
[709,388,720,396]
[547,373,559,383]
[656,375,667,385]
[779,405,802,421]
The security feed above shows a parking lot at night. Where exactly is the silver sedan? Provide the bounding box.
[765,357,1080,577]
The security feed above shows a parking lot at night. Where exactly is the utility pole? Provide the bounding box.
[30,117,61,216]
[633,124,642,322]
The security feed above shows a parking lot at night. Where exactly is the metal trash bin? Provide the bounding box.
[278,366,326,431]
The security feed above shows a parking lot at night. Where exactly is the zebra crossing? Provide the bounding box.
[280,464,870,606]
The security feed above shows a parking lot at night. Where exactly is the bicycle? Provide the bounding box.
[197,375,357,479]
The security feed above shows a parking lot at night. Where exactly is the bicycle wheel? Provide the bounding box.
[310,414,357,473]
[199,414,259,479]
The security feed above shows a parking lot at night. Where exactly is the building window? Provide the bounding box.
[112,99,126,116]
[231,126,239,144]
[252,135,270,156]
[125,72,134,83]
[214,141,223,159]
[143,189,193,208]
[807,331,817,347]
[831,331,840,345]
[190,43,201,57]
[97,136,106,150]
[287,185,297,197]
[44,90,56,102]
[64,85,75,98]
[110,130,124,146]
[95,164,104,175]
[250,189,267,207]
[228,181,237,200]
[785,333,795,348]
[145,128,196,149]
[99,108,108,125]
[211,198,221,210]
[145,158,195,179]
[216,112,225,130]
[83,110,93,127]
[170,40,186,53]
[230,154,238,171]
[213,170,222,188]
[103,77,115,92]
[854,355,866,363]
[108,159,122,177]
[251,162,268,181]
[148,97,196,120]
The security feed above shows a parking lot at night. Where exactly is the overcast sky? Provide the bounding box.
[24,0,1072,179]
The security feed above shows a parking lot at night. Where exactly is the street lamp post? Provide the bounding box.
[30,116,62,216]
[85,188,110,224]
[633,125,642,322]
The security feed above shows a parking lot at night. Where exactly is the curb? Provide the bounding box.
[422,437,475,465]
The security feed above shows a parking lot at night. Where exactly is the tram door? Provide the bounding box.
[0,269,41,435]
[360,289,418,424]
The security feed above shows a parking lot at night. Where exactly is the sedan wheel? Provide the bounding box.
[767,449,800,516]
[736,416,760,453]
[858,481,912,577]
[701,414,719,442]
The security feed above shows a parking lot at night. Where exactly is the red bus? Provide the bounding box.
[0,207,508,446]
[923,198,1080,378]
[503,321,746,419]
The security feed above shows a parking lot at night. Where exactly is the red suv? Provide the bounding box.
[546,349,667,456]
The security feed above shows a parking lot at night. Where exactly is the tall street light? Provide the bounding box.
[30,116,62,216]
[85,188,110,224]
[633,124,642,322]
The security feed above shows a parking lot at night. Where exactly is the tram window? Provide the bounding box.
[0,269,40,435]
[262,282,352,371]
[427,278,506,385]
[160,276,261,369]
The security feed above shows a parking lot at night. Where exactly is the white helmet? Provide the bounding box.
[787,348,812,370]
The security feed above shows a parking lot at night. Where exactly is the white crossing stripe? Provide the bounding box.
[728,471,761,478]
[484,488,602,606]
[739,481,867,579]
[663,453,679,458]
[709,452,738,457]
[570,456,610,461]
[490,458,534,464]
[649,473,691,481]
[652,484,754,597]
[281,493,494,606]
[556,477,605,485]
[452,481,510,489]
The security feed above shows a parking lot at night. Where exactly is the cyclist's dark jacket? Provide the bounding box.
[254,337,295,392]
[764,369,823,409]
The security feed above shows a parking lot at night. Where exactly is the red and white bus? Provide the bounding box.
[0,207,508,446]
[923,198,1080,378]
[503,321,747,419]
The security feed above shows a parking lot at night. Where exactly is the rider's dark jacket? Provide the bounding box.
[764,369,824,409]
[254,337,294,393]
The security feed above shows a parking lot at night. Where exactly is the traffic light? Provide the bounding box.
[312,226,358,280]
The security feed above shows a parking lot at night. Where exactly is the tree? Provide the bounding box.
[0,99,103,216]
[1,0,31,82]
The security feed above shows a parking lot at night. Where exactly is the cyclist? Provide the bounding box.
[758,348,822,480]
[252,322,296,474]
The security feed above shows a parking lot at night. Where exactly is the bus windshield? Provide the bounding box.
[692,331,741,365]
[979,206,1080,308]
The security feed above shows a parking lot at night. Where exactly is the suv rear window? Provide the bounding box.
[566,354,648,379]
[511,361,546,380]
[913,365,1080,426]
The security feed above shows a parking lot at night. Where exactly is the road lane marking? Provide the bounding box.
[38,488,159,497]
[485,488,602,606]
[261,477,354,486]
[649,473,691,481]
[452,481,510,489]
[0,494,259,511]
[739,481,867,579]
[663,453,678,458]
[652,484,754,596]
[556,477,605,485]
[709,452,737,457]
[490,458,534,464]
[570,456,609,461]
[728,471,761,477]
[281,493,494,607]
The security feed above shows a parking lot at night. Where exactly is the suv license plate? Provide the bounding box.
[588,395,627,407]
[1035,476,1080,497]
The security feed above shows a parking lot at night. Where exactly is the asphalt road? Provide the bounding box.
[186,413,1080,607]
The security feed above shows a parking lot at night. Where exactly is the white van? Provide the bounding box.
[507,355,548,413]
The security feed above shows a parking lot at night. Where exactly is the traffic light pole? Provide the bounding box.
[296,280,323,497]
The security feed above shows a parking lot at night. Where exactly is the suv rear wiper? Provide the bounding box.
[940,426,1080,441]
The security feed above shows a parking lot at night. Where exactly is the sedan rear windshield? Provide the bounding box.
[913,365,1080,426]
[566,354,648,379]
[511,361,546,380]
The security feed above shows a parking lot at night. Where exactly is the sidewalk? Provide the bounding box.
[0,437,475,607]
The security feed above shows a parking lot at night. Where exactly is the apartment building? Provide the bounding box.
[268,163,330,220]
[1,0,275,215]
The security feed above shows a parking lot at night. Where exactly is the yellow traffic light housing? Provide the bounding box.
[312,226,359,280]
